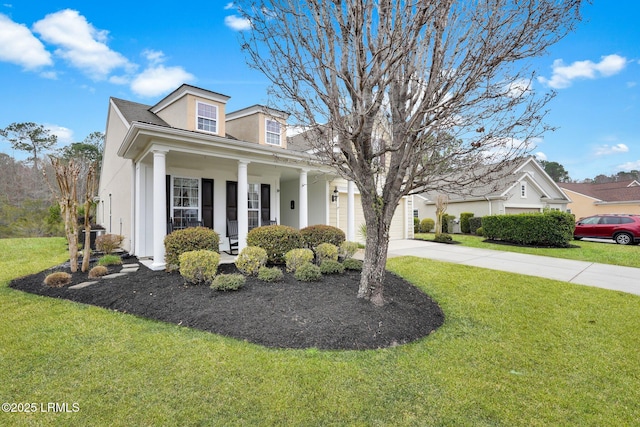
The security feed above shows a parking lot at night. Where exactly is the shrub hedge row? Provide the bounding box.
[482,211,575,247]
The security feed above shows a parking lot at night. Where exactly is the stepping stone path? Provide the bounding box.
[69,263,140,289]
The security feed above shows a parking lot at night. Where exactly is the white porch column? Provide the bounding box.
[299,169,308,229]
[347,180,355,241]
[237,160,249,251]
[151,149,168,270]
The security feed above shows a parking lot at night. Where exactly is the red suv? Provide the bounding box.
[574,214,640,245]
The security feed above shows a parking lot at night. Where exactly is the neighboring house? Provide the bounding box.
[557,180,640,220]
[415,157,571,222]
[97,84,413,270]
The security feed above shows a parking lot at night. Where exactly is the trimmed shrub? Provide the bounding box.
[419,218,435,233]
[294,262,322,282]
[320,259,345,274]
[300,224,345,248]
[247,225,302,264]
[95,234,124,254]
[315,242,338,263]
[179,250,220,285]
[44,271,72,287]
[413,217,420,234]
[482,210,575,247]
[475,227,484,237]
[98,254,122,266]
[257,266,284,282]
[460,212,474,234]
[434,233,453,243]
[211,273,245,291]
[342,258,363,271]
[469,217,483,235]
[164,227,220,272]
[88,265,108,278]
[284,248,315,273]
[235,246,268,275]
[339,241,359,259]
[443,214,456,233]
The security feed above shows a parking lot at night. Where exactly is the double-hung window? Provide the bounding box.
[265,119,281,145]
[247,183,260,230]
[197,101,217,134]
[172,177,200,228]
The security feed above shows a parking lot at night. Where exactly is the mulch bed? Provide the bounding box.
[9,258,444,350]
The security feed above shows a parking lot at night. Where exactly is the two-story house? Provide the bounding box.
[97,84,413,270]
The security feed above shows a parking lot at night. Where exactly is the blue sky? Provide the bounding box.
[0,1,638,181]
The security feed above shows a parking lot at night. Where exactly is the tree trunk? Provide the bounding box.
[62,200,79,272]
[357,193,393,307]
[81,200,92,272]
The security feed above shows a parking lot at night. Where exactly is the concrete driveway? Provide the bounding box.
[380,239,640,297]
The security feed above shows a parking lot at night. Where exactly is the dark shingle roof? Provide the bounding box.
[111,98,170,127]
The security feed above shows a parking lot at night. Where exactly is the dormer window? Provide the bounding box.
[265,119,281,145]
[197,101,218,134]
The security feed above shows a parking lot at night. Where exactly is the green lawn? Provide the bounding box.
[416,232,640,268]
[2,238,639,426]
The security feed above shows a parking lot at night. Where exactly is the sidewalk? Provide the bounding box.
[377,239,640,297]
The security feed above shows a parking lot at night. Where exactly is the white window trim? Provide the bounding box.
[520,182,527,198]
[196,101,218,135]
[265,118,282,146]
[247,182,261,229]
[171,176,201,226]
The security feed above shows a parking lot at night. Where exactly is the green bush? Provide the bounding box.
[482,211,575,247]
[460,212,474,234]
[419,218,435,233]
[339,241,359,259]
[300,224,345,248]
[442,214,456,233]
[413,217,420,234]
[44,271,71,287]
[235,246,268,275]
[98,254,122,266]
[257,266,284,282]
[469,217,483,234]
[434,233,453,243]
[315,242,338,264]
[211,273,245,291]
[284,248,315,273]
[475,227,484,237]
[179,250,220,285]
[247,225,302,264]
[294,262,322,282]
[95,234,124,254]
[164,227,220,271]
[88,265,108,278]
[320,259,345,274]
[342,258,363,271]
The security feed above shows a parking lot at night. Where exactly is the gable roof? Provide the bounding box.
[111,98,170,128]
[558,180,640,203]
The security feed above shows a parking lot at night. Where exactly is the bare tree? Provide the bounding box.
[81,163,98,272]
[46,157,81,273]
[434,194,448,237]
[238,0,584,305]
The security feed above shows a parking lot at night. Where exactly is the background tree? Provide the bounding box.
[0,122,57,172]
[238,0,583,305]
[539,160,571,182]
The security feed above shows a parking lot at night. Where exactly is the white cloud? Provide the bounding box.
[32,9,132,80]
[538,54,627,89]
[0,14,52,69]
[45,124,74,145]
[616,160,640,171]
[130,65,195,97]
[594,143,629,156]
[505,79,532,98]
[535,152,547,161]
[142,49,165,66]
[224,2,236,10]
[225,15,251,31]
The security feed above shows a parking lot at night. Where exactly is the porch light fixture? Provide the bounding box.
[331,187,339,203]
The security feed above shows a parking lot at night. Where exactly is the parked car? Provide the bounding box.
[574,214,640,245]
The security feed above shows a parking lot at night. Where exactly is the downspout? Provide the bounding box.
[485,196,492,215]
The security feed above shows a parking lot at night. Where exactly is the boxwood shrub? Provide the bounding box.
[419,218,435,233]
[469,216,483,235]
[300,224,345,248]
[164,227,220,272]
[460,212,474,234]
[179,250,219,285]
[284,248,315,272]
[294,262,322,282]
[235,246,268,275]
[247,225,302,264]
[315,242,339,263]
[482,210,575,247]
